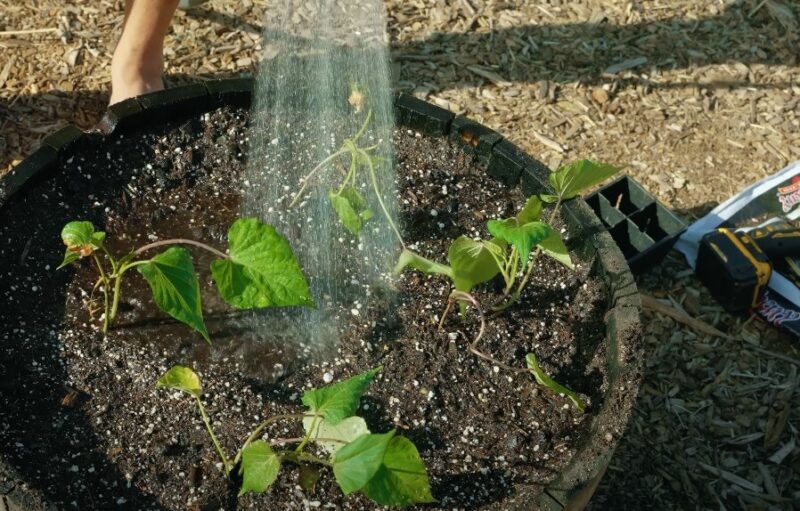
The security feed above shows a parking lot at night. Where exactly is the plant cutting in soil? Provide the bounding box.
[395,160,618,306]
[394,159,620,406]
[157,365,434,506]
[288,83,404,246]
[58,217,313,342]
[438,289,587,413]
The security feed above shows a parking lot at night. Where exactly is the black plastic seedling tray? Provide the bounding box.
[586,176,686,274]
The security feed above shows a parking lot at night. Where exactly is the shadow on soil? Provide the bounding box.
[391,2,798,90]
[188,1,798,90]
[0,73,243,172]
[3,2,796,170]
[0,144,167,508]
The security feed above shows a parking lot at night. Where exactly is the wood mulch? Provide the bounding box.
[1,0,799,509]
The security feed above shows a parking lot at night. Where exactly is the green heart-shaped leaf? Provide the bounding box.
[57,249,81,270]
[447,236,503,293]
[516,195,543,224]
[61,221,97,250]
[329,187,373,237]
[238,440,281,496]
[60,221,106,263]
[156,365,202,398]
[486,219,552,270]
[91,231,106,246]
[138,247,209,343]
[539,231,574,269]
[303,415,370,455]
[549,160,620,200]
[301,367,380,425]
[211,218,313,309]
[362,436,436,506]
[333,431,395,495]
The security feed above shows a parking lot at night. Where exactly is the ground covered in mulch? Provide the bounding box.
[2,1,800,509]
[0,105,614,510]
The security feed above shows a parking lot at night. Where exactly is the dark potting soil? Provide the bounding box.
[0,106,615,510]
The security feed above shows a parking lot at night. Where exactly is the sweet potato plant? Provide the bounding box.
[58,217,313,342]
[157,365,434,506]
[394,159,620,409]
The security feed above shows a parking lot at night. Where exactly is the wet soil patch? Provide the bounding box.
[0,106,612,510]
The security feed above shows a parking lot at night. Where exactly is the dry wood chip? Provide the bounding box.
[0,27,59,37]
[767,437,796,464]
[697,462,763,493]
[641,294,732,339]
[765,0,798,30]
[723,432,764,445]
[65,47,81,67]
[0,56,13,88]
[756,462,780,497]
[466,65,511,87]
[591,88,609,105]
[532,131,565,153]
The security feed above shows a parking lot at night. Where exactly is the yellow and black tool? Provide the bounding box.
[696,226,800,313]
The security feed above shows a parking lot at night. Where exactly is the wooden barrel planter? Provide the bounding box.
[0,79,642,510]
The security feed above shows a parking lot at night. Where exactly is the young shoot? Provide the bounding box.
[442,291,586,412]
[526,353,586,412]
[58,218,313,342]
[157,365,435,506]
[289,83,404,247]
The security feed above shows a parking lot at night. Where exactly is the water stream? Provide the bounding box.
[242,0,399,369]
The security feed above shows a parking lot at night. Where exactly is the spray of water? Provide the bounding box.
[242,0,399,368]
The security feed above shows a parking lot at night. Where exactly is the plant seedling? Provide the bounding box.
[492,159,619,309]
[485,195,554,295]
[157,365,435,507]
[58,218,313,342]
[394,160,620,310]
[289,83,404,246]
[395,160,619,405]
